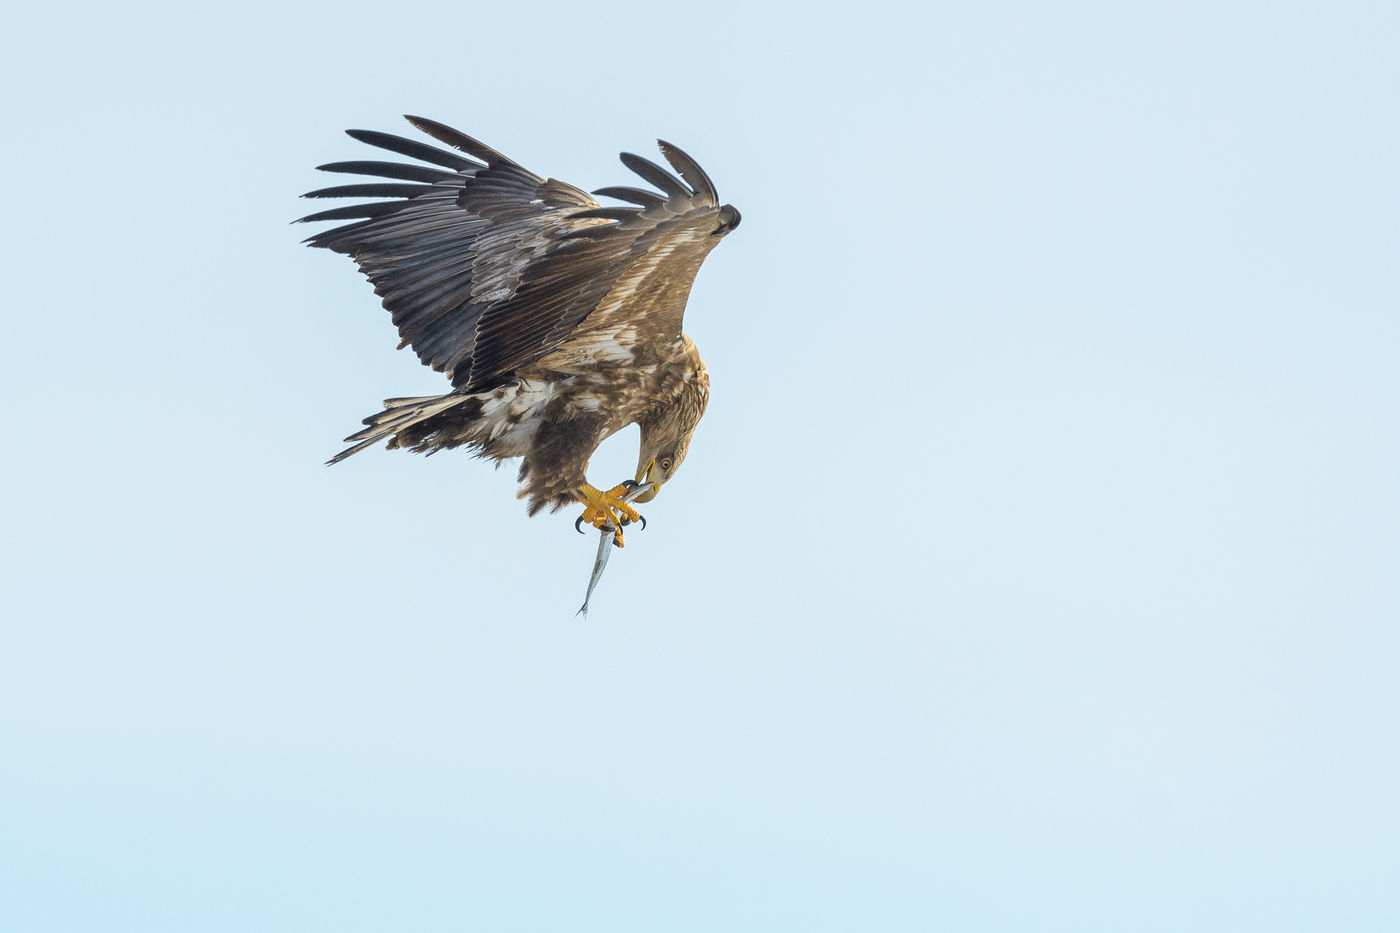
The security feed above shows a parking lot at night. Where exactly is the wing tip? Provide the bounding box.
[655,139,719,203]
[402,114,525,172]
[618,150,692,200]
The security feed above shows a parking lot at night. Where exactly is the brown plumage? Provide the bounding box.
[299,116,738,534]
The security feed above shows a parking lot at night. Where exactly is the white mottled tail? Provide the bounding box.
[326,394,464,465]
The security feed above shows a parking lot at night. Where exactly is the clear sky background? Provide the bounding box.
[2,1,1396,930]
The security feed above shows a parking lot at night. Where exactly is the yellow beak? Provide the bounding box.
[634,460,660,502]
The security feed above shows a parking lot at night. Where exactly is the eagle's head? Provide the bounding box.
[633,431,694,503]
[632,335,709,504]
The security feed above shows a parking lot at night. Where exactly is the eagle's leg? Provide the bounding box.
[575,481,644,547]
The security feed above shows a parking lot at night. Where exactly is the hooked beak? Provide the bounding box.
[634,460,661,502]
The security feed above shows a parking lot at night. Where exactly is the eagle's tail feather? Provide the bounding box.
[326,393,466,465]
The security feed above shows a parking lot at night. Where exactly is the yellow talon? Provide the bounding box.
[576,482,643,547]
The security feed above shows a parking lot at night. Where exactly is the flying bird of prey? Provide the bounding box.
[299,116,739,545]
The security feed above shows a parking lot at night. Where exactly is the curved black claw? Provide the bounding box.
[636,514,647,531]
[574,515,587,535]
[621,478,639,490]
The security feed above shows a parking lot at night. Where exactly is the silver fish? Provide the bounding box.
[576,481,655,617]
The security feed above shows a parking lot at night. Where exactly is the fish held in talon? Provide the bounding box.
[576,480,654,617]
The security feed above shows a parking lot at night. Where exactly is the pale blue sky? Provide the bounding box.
[2,1,1397,931]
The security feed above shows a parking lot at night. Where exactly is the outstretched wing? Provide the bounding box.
[299,116,728,391]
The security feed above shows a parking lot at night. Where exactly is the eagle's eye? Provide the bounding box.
[659,457,674,472]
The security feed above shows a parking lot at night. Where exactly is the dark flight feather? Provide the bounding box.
[297,201,409,223]
[657,141,718,203]
[344,129,482,171]
[315,160,459,184]
[592,185,666,207]
[301,183,433,200]
[619,152,692,199]
[405,115,532,172]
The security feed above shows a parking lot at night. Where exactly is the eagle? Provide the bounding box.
[299,116,739,545]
